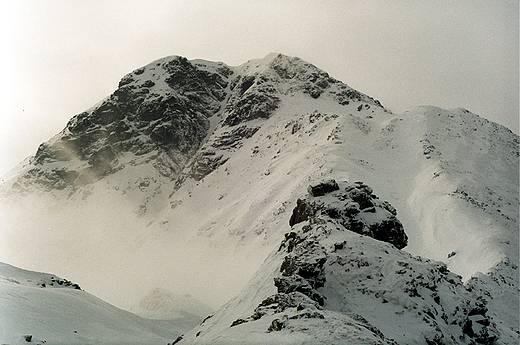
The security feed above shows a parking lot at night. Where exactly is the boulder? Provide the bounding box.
[289,199,315,226]
[307,179,339,197]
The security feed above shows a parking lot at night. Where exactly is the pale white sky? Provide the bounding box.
[0,0,518,176]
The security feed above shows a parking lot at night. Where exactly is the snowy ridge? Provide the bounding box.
[179,181,500,344]
[0,262,81,290]
[0,53,517,343]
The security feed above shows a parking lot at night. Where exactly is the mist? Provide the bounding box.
[0,189,267,310]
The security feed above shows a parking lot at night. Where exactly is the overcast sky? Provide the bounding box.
[0,0,518,176]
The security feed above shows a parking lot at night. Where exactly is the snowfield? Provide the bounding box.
[0,262,199,345]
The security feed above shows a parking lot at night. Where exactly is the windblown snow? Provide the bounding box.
[0,53,517,344]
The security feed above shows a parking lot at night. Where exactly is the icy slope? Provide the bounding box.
[0,262,197,345]
[179,181,500,344]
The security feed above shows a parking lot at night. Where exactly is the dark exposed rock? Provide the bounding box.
[188,150,229,181]
[290,180,408,249]
[335,88,370,106]
[289,199,315,227]
[297,257,327,288]
[148,111,209,154]
[15,56,233,193]
[164,57,230,102]
[267,318,286,332]
[255,292,321,319]
[88,145,117,176]
[170,335,183,345]
[291,123,300,134]
[307,180,340,197]
[232,291,322,329]
[37,276,81,290]
[276,233,328,307]
[369,218,407,250]
[288,311,325,320]
[34,142,74,164]
[381,201,397,216]
[278,231,304,253]
[274,275,312,294]
[420,139,437,159]
[143,80,155,88]
[54,169,80,185]
[279,254,327,290]
[223,91,280,127]
[334,242,345,251]
[237,75,256,95]
[230,318,248,327]
[211,126,260,149]
[346,185,375,209]
[274,275,325,306]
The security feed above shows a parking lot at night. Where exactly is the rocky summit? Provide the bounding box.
[1,53,381,196]
[0,53,517,344]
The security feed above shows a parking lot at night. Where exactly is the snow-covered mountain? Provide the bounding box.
[0,53,517,344]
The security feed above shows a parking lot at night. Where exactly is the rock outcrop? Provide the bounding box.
[5,56,233,195]
[290,180,407,249]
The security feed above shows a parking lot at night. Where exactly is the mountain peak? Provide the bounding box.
[0,53,388,196]
[239,52,327,82]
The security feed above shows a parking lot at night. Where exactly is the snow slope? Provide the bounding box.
[0,262,197,345]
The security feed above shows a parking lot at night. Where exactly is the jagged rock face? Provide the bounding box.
[254,180,408,323]
[7,56,233,193]
[183,181,499,345]
[289,180,408,249]
[307,179,339,197]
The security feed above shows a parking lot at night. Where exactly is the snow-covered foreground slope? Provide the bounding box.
[0,262,198,345]
[0,53,517,343]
